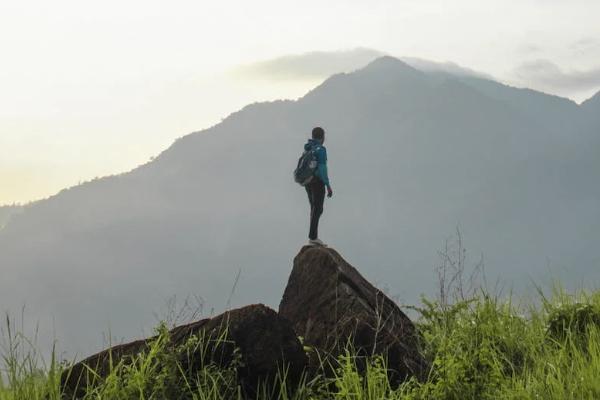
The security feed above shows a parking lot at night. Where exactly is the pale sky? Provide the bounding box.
[2,0,599,204]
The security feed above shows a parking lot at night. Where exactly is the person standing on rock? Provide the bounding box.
[299,127,333,246]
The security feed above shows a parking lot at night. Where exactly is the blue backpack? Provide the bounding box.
[294,147,319,186]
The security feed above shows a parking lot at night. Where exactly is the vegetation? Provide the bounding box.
[1,286,600,400]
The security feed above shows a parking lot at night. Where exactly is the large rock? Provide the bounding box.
[61,304,307,398]
[279,246,427,381]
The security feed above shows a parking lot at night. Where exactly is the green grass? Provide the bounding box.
[2,287,600,399]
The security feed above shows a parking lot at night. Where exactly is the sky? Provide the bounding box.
[1,0,600,205]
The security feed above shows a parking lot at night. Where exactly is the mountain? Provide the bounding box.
[581,90,600,126]
[0,205,23,229]
[582,89,600,109]
[1,56,599,359]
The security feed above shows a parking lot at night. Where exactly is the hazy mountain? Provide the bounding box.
[581,90,600,126]
[1,56,598,359]
[0,205,23,229]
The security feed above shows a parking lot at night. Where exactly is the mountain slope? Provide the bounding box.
[1,56,598,359]
[0,205,23,229]
[581,90,600,127]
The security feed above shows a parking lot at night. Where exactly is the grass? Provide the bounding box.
[2,287,600,399]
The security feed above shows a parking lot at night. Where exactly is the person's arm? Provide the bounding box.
[316,147,333,197]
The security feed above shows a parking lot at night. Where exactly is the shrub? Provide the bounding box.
[547,301,600,342]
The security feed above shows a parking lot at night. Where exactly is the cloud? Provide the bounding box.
[399,57,494,80]
[569,37,600,53]
[233,48,386,80]
[513,59,600,93]
[516,43,543,55]
[234,48,493,82]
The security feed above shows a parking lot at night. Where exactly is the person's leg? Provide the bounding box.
[309,180,325,240]
[305,184,314,208]
[306,183,315,239]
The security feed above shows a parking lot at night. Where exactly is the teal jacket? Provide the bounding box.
[304,138,330,186]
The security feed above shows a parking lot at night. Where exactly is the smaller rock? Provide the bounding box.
[61,304,307,398]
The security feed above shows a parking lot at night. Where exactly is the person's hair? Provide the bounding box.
[312,127,325,140]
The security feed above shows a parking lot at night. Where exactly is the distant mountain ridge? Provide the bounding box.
[582,89,600,108]
[1,56,598,359]
[0,205,23,230]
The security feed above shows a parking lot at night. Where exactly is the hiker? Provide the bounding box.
[300,127,333,246]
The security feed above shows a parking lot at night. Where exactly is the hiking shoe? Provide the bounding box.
[309,238,327,246]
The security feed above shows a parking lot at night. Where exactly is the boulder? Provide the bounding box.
[279,246,427,381]
[61,304,307,398]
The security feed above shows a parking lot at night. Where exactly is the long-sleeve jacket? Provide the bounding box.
[304,138,330,186]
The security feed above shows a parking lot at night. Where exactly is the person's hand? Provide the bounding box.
[327,186,333,198]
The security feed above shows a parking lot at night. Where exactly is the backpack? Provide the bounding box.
[293,147,319,186]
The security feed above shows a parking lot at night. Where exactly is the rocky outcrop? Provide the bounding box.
[279,246,427,382]
[61,304,307,398]
[61,246,426,398]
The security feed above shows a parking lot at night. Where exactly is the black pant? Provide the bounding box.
[305,178,325,240]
